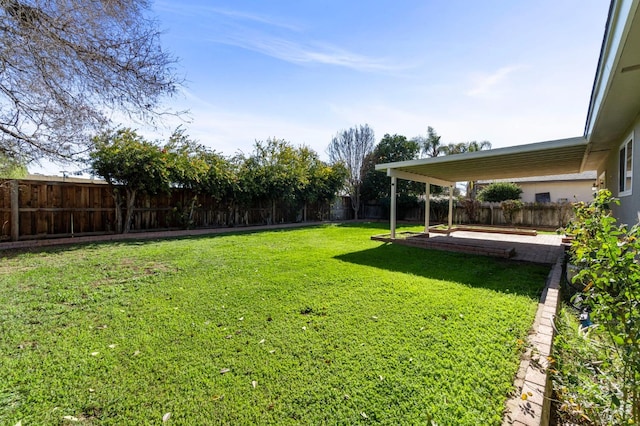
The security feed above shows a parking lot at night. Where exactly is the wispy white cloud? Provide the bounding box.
[466,65,524,97]
[156,2,401,73]
[155,2,301,31]
[213,33,400,72]
[203,7,302,31]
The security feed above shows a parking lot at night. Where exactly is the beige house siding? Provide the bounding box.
[478,172,596,204]
[602,116,640,226]
[517,180,594,203]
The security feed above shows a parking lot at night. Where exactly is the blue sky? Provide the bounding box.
[37,1,612,174]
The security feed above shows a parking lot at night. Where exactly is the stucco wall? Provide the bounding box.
[602,117,640,226]
[518,181,594,203]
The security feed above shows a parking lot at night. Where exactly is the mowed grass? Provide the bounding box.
[0,223,550,425]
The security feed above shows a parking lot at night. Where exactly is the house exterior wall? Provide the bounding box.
[602,116,640,226]
[518,181,594,203]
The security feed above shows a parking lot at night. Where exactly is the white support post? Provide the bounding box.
[424,183,430,234]
[448,184,454,232]
[390,176,397,239]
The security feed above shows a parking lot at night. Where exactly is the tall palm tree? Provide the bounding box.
[413,126,441,158]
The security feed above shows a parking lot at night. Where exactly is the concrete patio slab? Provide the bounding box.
[372,231,564,264]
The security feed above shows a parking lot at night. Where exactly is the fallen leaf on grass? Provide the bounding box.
[90,352,99,356]
[62,415,79,421]
[269,350,275,354]
[108,344,116,349]
[133,350,141,356]
[220,368,231,374]
[162,412,171,422]
[252,381,257,388]
[212,395,224,401]
[258,339,265,344]
[361,412,368,419]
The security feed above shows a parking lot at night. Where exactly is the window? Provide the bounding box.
[535,192,551,203]
[619,136,633,196]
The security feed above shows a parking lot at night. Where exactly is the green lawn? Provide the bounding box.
[0,223,549,425]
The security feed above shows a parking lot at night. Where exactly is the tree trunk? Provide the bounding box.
[351,188,360,220]
[110,187,124,234]
[123,188,137,233]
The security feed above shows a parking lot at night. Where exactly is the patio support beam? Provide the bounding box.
[448,185,454,232]
[424,183,430,233]
[390,176,397,239]
[386,168,453,187]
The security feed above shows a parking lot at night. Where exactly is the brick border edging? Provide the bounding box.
[0,221,326,252]
[503,255,563,426]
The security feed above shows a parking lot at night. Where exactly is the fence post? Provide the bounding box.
[10,179,19,241]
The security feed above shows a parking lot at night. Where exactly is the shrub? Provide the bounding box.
[459,198,481,223]
[501,199,523,225]
[562,189,640,423]
[477,182,522,202]
[429,197,453,223]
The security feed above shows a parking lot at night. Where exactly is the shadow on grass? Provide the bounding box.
[334,242,549,299]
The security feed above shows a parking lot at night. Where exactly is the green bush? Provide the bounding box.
[562,189,640,423]
[477,182,522,202]
[429,197,454,223]
[501,199,523,225]
[459,198,481,223]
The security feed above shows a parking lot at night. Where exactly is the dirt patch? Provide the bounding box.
[91,260,179,287]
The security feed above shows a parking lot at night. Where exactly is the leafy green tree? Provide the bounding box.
[162,128,214,228]
[163,128,209,191]
[237,139,345,223]
[0,154,27,178]
[199,151,237,203]
[90,128,171,233]
[296,146,347,220]
[360,134,423,204]
[328,124,375,219]
[477,182,522,202]
[237,138,309,223]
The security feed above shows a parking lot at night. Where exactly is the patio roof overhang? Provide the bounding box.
[374,136,595,239]
[374,136,591,185]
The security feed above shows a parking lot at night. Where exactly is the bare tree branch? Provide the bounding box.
[328,124,375,219]
[0,0,182,164]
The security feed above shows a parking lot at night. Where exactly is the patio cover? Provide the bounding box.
[374,136,594,238]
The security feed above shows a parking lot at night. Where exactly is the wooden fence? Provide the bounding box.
[0,178,341,242]
[361,200,575,229]
[0,177,575,242]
